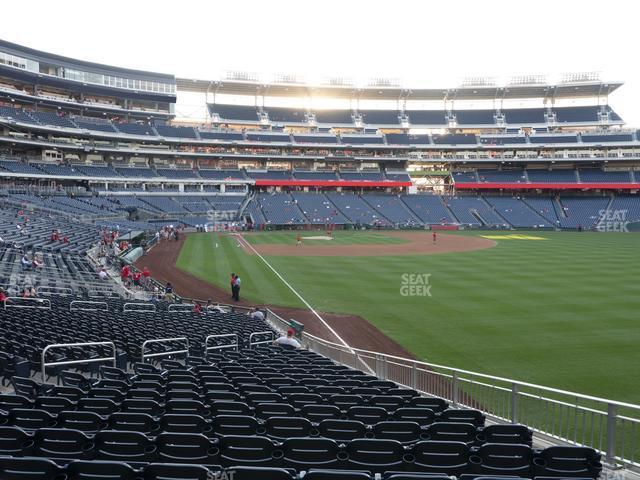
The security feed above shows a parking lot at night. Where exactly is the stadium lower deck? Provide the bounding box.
[0,283,607,480]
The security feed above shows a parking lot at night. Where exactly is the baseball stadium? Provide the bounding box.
[0,2,638,479]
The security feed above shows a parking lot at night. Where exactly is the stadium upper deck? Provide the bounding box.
[0,40,638,193]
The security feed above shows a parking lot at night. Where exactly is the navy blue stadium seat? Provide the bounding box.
[0,425,35,456]
[347,406,389,424]
[155,432,219,464]
[424,422,477,444]
[345,439,406,473]
[33,427,94,460]
[438,409,485,427]
[229,466,296,480]
[372,421,424,444]
[33,396,74,415]
[8,409,57,430]
[94,430,158,462]
[282,437,341,470]
[302,404,343,422]
[263,416,313,440]
[160,414,211,435]
[470,443,533,476]
[219,435,278,467]
[211,415,258,437]
[318,419,368,442]
[532,446,602,478]
[394,408,436,426]
[142,463,213,480]
[0,393,33,412]
[411,440,471,475]
[57,411,108,434]
[305,470,372,480]
[476,424,533,445]
[66,460,138,480]
[108,412,159,434]
[0,456,66,480]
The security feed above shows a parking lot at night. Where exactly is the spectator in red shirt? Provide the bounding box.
[193,302,202,315]
[142,267,151,286]
[50,230,59,242]
[120,265,130,285]
[63,236,69,244]
[0,288,10,306]
[132,271,142,287]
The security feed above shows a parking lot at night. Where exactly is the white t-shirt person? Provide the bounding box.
[274,329,301,349]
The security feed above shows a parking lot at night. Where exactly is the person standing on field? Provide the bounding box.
[432,231,437,244]
[296,233,302,246]
[233,274,241,301]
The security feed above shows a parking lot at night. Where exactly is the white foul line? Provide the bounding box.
[234,234,354,352]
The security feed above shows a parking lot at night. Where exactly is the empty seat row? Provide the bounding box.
[0,430,602,477]
[0,403,520,444]
[1,456,603,480]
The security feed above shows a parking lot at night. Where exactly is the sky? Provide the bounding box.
[2,0,639,124]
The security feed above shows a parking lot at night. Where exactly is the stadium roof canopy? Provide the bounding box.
[177,75,623,101]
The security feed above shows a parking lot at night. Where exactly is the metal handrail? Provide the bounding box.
[299,330,640,468]
[168,303,195,312]
[177,296,254,315]
[248,331,275,348]
[87,289,119,298]
[123,302,156,312]
[141,337,189,363]
[70,300,109,312]
[36,286,74,296]
[303,332,640,410]
[4,297,51,310]
[265,308,291,334]
[205,334,239,352]
[41,341,116,381]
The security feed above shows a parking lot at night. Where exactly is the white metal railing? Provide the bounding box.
[205,334,239,353]
[265,308,290,333]
[41,341,116,380]
[69,300,109,312]
[123,302,156,312]
[299,331,640,469]
[87,289,119,298]
[248,331,275,348]
[4,297,51,310]
[168,303,195,312]
[36,286,74,296]
[141,337,189,363]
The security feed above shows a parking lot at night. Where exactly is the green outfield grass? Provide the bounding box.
[176,230,640,403]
